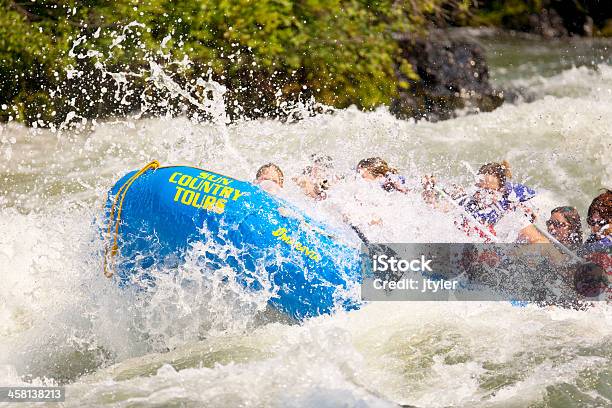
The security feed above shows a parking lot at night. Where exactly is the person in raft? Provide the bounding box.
[423,161,546,243]
[582,190,612,272]
[571,190,612,299]
[356,157,409,193]
[584,190,612,250]
[294,154,336,201]
[254,163,284,195]
[546,206,584,251]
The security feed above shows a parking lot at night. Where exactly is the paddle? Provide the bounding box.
[527,219,584,263]
[348,223,408,284]
[432,185,500,243]
[349,223,371,245]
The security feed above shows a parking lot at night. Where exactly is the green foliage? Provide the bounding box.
[0,0,452,125]
[1,0,606,125]
[468,0,543,29]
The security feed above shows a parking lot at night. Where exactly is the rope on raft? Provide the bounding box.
[104,160,160,277]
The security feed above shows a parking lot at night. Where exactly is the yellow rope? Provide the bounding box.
[104,160,160,277]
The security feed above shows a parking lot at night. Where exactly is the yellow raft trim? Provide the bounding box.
[103,160,160,278]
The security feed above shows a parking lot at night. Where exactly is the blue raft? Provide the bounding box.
[103,161,362,320]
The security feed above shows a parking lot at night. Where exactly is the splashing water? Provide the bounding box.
[0,27,611,407]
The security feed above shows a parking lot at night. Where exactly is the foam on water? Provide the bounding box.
[0,32,611,407]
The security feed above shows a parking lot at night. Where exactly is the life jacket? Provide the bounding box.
[380,173,408,193]
[581,235,611,300]
[456,183,535,242]
[505,182,536,203]
[583,236,612,272]
[455,215,498,242]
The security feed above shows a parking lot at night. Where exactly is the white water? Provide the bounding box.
[0,34,611,407]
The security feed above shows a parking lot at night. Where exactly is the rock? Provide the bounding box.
[462,1,610,38]
[528,8,568,38]
[391,29,504,121]
[515,1,605,37]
